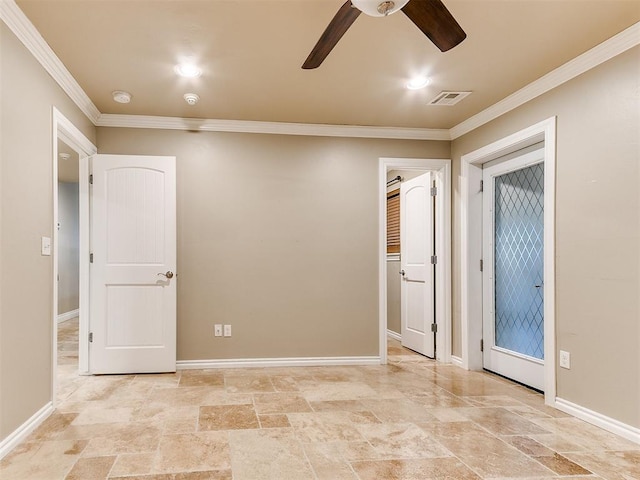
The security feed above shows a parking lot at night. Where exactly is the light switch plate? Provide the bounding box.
[41,236,51,256]
[559,350,571,369]
[223,325,232,337]
[214,324,222,337]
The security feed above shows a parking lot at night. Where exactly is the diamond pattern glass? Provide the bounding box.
[494,163,544,359]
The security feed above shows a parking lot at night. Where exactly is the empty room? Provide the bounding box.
[0,0,639,479]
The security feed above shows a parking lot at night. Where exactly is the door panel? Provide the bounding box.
[400,172,435,357]
[90,154,176,374]
[483,148,544,390]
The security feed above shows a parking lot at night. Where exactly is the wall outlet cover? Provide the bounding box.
[223,324,232,337]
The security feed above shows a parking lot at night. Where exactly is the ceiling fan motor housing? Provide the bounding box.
[351,0,410,17]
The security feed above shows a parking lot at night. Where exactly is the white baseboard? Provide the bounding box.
[177,356,380,370]
[555,397,640,445]
[57,309,79,323]
[0,402,53,460]
[450,355,463,368]
[386,330,401,341]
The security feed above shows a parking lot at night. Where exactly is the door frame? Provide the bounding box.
[460,117,556,405]
[378,158,451,365]
[52,108,97,405]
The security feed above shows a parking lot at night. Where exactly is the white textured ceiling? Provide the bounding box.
[16,0,640,129]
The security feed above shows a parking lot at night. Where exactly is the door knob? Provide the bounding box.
[158,271,174,279]
[400,270,405,276]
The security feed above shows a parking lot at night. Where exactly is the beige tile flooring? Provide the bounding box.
[1,321,639,479]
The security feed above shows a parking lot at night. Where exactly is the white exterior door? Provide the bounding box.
[400,172,435,357]
[90,154,177,374]
[482,147,544,390]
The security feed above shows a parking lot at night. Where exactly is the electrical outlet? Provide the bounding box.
[214,324,222,337]
[559,350,571,369]
[223,324,232,337]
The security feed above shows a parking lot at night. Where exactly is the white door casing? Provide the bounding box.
[90,154,177,374]
[482,146,545,390]
[400,172,435,357]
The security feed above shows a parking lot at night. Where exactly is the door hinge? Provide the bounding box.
[90,253,94,263]
[430,186,437,196]
[480,259,483,272]
[430,255,437,265]
[430,323,438,333]
[89,332,93,343]
[480,339,484,352]
[480,180,484,192]
[89,174,93,185]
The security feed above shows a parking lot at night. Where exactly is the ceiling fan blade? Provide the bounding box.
[402,0,466,52]
[302,1,361,69]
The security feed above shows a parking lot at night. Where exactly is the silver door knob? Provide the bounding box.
[158,271,174,279]
[400,270,405,276]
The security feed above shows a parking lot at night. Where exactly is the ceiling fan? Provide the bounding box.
[302,0,466,69]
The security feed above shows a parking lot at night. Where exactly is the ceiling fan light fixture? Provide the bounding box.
[174,63,202,78]
[351,0,409,17]
[406,76,431,90]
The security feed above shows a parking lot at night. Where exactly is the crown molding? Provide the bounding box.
[3,0,638,141]
[0,0,101,124]
[96,114,451,141]
[450,22,640,140]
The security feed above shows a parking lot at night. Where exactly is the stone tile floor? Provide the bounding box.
[1,321,638,479]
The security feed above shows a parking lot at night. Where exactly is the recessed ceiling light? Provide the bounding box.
[406,76,431,90]
[174,63,202,78]
[112,90,132,103]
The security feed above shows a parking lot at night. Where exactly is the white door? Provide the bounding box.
[400,172,435,357]
[482,147,544,390]
[90,154,177,374]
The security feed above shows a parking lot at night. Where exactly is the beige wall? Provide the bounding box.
[97,128,449,361]
[451,47,640,428]
[57,182,79,315]
[386,260,401,334]
[0,24,96,439]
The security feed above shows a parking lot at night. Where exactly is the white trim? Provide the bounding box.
[0,402,53,460]
[386,329,401,342]
[460,117,556,406]
[555,398,640,445]
[177,356,380,370]
[57,309,79,323]
[52,108,97,408]
[386,253,400,262]
[450,22,640,139]
[0,0,101,124]
[2,0,637,140]
[450,355,463,368]
[96,114,450,141]
[379,158,452,366]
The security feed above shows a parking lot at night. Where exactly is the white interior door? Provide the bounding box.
[482,147,544,390]
[400,172,435,357]
[90,154,177,374]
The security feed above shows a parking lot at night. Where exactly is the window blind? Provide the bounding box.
[387,189,400,254]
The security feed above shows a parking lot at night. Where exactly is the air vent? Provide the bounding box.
[429,91,471,106]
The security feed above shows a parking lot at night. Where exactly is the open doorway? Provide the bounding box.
[56,139,80,399]
[378,158,451,365]
[52,108,97,405]
[386,169,434,358]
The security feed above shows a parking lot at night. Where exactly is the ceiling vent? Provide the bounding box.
[429,91,471,106]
